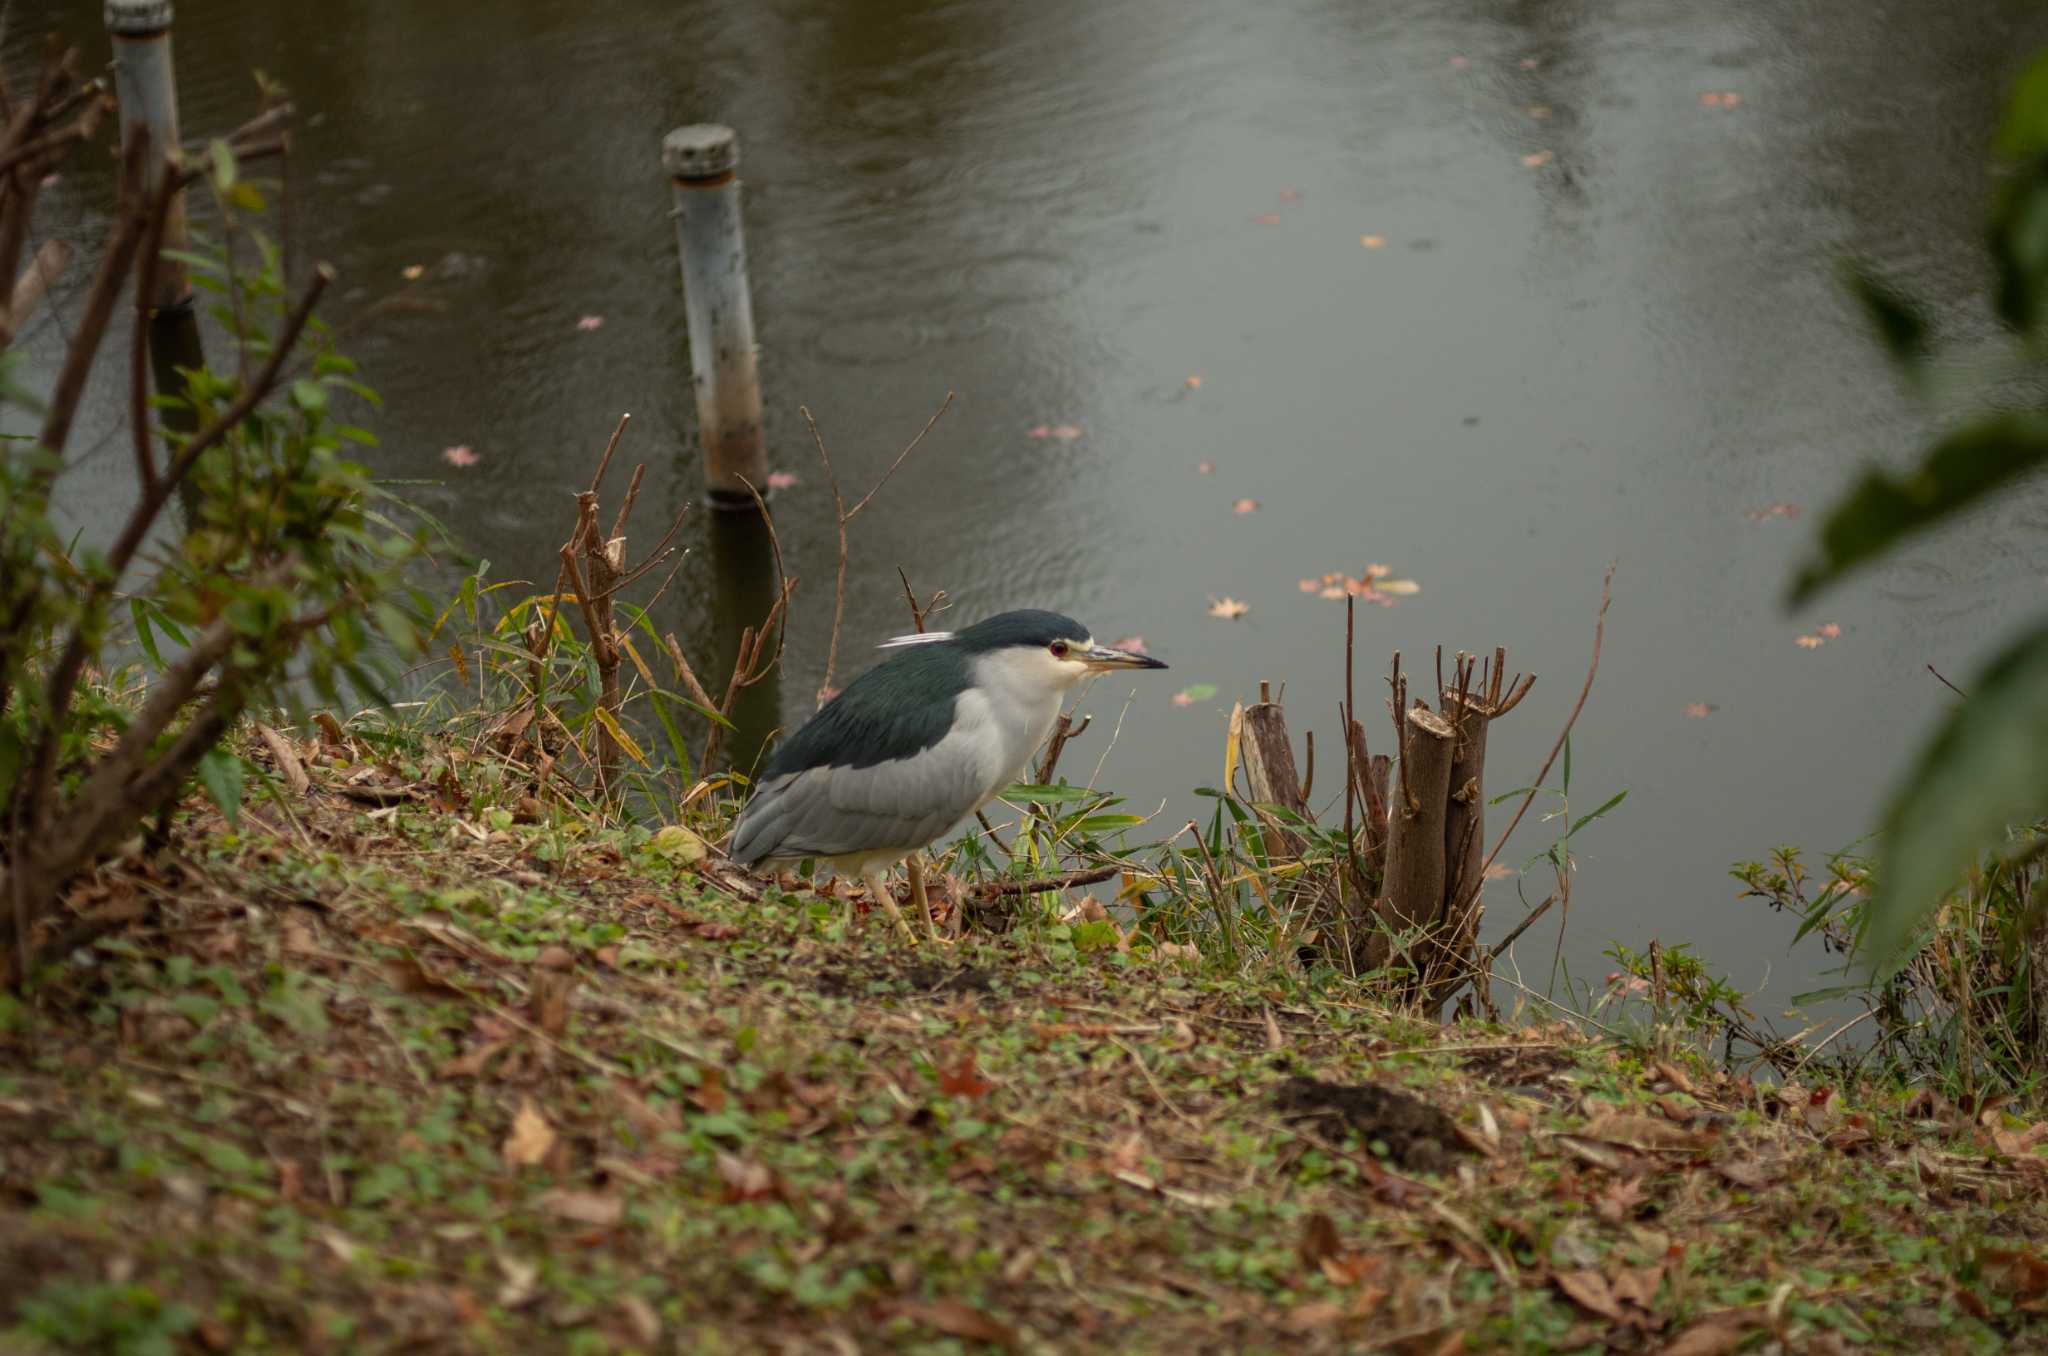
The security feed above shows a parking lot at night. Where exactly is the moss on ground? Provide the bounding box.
[2,743,2046,1354]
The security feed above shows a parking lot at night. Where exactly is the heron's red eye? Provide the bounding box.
[1050,641,1070,658]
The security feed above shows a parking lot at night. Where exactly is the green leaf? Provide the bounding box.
[1002,782,1096,802]
[290,379,328,413]
[1863,622,2048,974]
[1789,413,2048,605]
[1567,790,1628,837]
[1842,260,1931,369]
[196,748,244,828]
[1989,169,2048,334]
[1994,48,2048,162]
[224,180,267,213]
[208,138,237,191]
[131,598,164,670]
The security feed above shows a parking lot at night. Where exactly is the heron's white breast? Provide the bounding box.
[964,648,1068,798]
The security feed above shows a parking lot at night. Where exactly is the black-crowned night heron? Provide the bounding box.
[729,609,1166,939]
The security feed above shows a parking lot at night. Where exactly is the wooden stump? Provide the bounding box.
[1372,704,1456,970]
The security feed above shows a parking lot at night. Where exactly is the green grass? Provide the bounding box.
[3,734,2047,1353]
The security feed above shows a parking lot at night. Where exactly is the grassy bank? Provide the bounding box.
[3,726,2047,1354]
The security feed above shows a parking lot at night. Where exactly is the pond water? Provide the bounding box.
[17,0,2048,1008]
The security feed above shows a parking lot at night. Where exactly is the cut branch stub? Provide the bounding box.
[1440,690,1494,934]
[1373,705,1455,969]
[1241,696,1306,858]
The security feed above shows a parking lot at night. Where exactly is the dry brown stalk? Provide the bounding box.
[801,392,954,707]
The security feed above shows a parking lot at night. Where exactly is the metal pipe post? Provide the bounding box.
[664,125,769,509]
[105,0,207,477]
[105,0,189,308]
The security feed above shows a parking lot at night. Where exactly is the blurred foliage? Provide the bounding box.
[1797,50,2048,975]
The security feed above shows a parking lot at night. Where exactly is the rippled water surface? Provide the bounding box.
[17,0,2048,999]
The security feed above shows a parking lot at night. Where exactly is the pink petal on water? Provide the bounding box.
[1050,424,1082,440]
[575,314,605,331]
[1253,212,1283,225]
[1026,425,1051,439]
[441,445,479,467]
[766,470,799,490]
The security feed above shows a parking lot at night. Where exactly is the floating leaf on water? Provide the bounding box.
[1699,91,1743,108]
[575,314,605,331]
[1253,212,1284,225]
[1684,702,1717,718]
[1208,597,1250,620]
[400,263,425,281]
[766,470,799,490]
[1233,498,1260,515]
[442,445,479,467]
[1279,188,1303,202]
[1795,634,1826,649]
[1745,502,1802,522]
[1050,424,1082,440]
[1519,57,1540,69]
[1449,55,1469,68]
[1172,683,1219,707]
[1360,234,1387,249]
[1196,459,1216,474]
[1528,104,1552,120]
[1521,150,1555,167]
[1186,374,1203,388]
[1818,622,1842,639]
[1026,424,1051,439]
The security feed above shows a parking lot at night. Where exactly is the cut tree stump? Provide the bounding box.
[1372,704,1455,970]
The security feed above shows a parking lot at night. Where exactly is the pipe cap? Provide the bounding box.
[105,0,173,34]
[663,125,739,179]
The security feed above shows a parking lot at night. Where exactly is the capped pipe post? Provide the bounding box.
[664,125,769,509]
[104,0,190,308]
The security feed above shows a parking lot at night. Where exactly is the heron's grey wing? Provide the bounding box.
[730,700,1000,863]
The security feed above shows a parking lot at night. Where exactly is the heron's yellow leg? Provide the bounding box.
[863,870,916,943]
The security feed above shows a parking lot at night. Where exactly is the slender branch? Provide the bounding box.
[1470,565,1614,965]
[1927,663,1966,698]
[129,164,182,495]
[975,863,1120,898]
[845,390,954,523]
[589,411,630,495]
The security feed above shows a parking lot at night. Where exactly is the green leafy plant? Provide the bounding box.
[0,90,422,981]
[1796,50,2048,971]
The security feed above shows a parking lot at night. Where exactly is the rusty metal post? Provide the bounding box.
[664,125,768,509]
[105,0,207,467]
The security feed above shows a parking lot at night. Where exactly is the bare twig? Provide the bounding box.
[805,392,954,705]
[1472,566,1614,970]
[1928,663,1966,699]
[975,863,1120,898]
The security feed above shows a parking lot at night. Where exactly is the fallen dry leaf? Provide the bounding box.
[1360,234,1386,249]
[1297,1211,1342,1268]
[442,445,479,468]
[938,1051,995,1099]
[1581,1111,1707,1152]
[502,1097,557,1169]
[1207,597,1250,620]
[539,1188,623,1226]
[1554,1269,1624,1322]
[891,1298,1019,1348]
[1795,634,1826,649]
[716,1151,777,1202]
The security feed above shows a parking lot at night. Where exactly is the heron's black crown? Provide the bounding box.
[953,609,1089,654]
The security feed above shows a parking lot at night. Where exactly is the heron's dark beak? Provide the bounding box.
[1081,643,1168,672]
